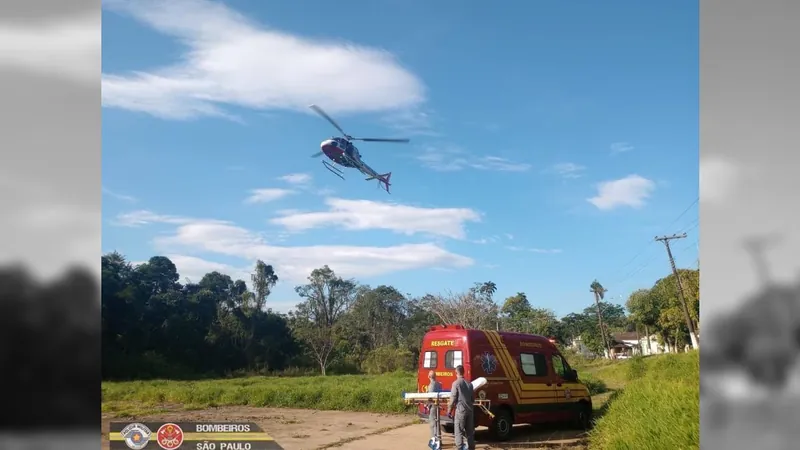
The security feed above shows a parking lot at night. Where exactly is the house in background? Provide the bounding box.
[612,331,669,357]
[568,335,598,359]
[570,332,670,359]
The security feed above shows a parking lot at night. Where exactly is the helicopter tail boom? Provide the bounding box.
[365,172,392,194]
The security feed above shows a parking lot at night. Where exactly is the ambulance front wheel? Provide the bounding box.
[489,409,513,441]
[576,402,593,430]
[441,423,454,434]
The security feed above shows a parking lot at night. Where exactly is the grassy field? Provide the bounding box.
[102,352,699,449]
[587,351,699,450]
[102,371,418,417]
[103,368,611,418]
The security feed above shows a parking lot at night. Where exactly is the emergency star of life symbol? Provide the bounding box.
[565,388,571,399]
[156,423,184,450]
[480,352,498,375]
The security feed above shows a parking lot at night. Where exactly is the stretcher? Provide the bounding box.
[402,377,494,450]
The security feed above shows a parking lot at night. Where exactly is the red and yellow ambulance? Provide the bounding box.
[417,324,592,440]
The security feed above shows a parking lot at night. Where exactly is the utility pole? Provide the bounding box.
[655,233,699,349]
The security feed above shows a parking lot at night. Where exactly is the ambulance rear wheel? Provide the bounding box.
[442,423,454,434]
[489,409,513,441]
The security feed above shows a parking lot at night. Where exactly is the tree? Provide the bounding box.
[626,288,662,355]
[421,283,499,330]
[251,260,278,312]
[590,280,611,355]
[101,253,296,378]
[558,312,585,344]
[500,292,531,319]
[649,269,700,351]
[292,266,358,376]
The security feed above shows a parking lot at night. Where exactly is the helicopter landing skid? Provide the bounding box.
[322,160,345,180]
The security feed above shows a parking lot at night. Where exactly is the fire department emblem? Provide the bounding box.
[156,423,184,450]
[480,352,498,375]
[565,388,572,399]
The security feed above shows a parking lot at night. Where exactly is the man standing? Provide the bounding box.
[427,370,442,442]
[447,365,475,450]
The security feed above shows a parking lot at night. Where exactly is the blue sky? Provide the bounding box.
[101,0,698,316]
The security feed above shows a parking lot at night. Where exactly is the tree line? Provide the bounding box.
[101,252,701,379]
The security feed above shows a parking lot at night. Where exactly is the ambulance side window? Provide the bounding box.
[520,352,548,377]
[551,354,567,378]
[423,351,438,369]
[445,350,463,369]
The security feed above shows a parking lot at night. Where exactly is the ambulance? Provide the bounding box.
[417,324,592,441]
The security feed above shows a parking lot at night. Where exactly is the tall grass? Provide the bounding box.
[102,371,418,417]
[588,351,699,450]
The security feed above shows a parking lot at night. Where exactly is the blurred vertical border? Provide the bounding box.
[0,0,101,447]
[700,0,800,449]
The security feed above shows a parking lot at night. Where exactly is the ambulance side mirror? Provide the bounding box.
[565,369,578,381]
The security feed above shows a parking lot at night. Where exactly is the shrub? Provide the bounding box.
[579,373,608,396]
[362,346,415,374]
[626,355,647,381]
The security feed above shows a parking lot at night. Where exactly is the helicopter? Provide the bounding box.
[308,104,409,193]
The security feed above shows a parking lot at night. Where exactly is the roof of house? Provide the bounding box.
[613,332,640,342]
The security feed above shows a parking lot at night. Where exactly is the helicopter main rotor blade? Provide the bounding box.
[309,104,349,137]
[351,137,410,143]
[311,151,324,158]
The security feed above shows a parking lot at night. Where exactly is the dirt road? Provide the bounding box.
[102,406,587,450]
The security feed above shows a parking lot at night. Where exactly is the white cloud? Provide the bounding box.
[115,210,474,281]
[471,236,500,245]
[102,186,137,203]
[270,198,480,239]
[700,156,739,205]
[417,146,531,172]
[549,163,586,179]
[530,248,563,254]
[245,188,295,204]
[101,0,425,120]
[381,108,438,137]
[0,10,100,84]
[278,173,312,185]
[167,254,251,284]
[112,210,205,227]
[610,142,634,154]
[587,175,656,210]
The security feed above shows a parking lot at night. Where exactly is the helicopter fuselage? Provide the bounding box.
[320,137,360,168]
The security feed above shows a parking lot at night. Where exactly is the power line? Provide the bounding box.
[602,197,699,302]
[662,198,699,234]
[607,197,699,284]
